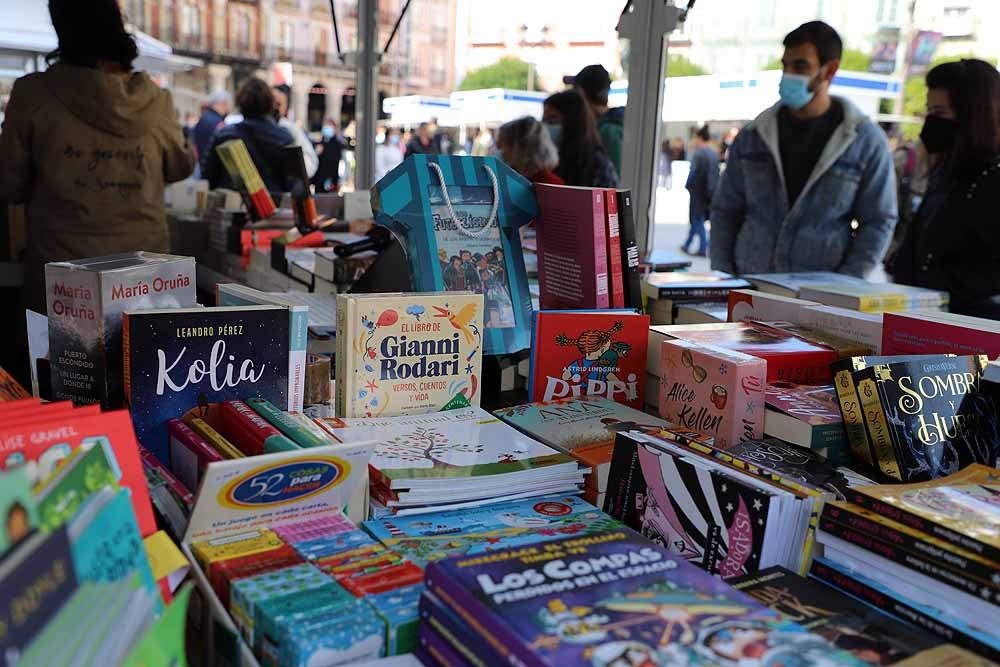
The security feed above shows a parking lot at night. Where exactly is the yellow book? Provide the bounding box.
[188,417,244,460]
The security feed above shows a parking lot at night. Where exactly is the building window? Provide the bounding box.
[125,0,145,29]
[235,12,252,51]
[182,0,201,43]
[315,29,328,65]
[279,21,294,59]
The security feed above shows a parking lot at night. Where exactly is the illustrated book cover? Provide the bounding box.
[424,530,867,667]
[659,339,766,450]
[882,310,1000,358]
[122,305,292,465]
[797,283,949,314]
[372,154,537,355]
[335,292,484,418]
[643,270,751,301]
[529,310,649,410]
[764,383,849,463]
[46,252,197,408]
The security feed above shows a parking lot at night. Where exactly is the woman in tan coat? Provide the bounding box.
[0,0,195,313]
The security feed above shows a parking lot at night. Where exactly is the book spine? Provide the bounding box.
[188,417,244,459]
[822,504,1000,596]
[653,287,733,300]
[424,564,544,667]
[122,312,132,408]
[847,491,1000,565]
[139,444,195,509]
[218,400,285,456]
[832,365,874,468]
[335,294,348,417]
[604,188,625,309]
[809,559,1000,662]
[287,307,307,413]
[858,294,908,312]
[592,190,609,308]
[615,190,644,310]
[245,398,327,448]
[855,376,902,480]
[419,594,495,667]
[167,418,221,490]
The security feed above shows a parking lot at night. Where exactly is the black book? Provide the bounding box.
[726,438,853,499]
[615,190,644,310]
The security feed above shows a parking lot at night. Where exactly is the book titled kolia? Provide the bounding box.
[122,305,294,464]
[336,292,484,418]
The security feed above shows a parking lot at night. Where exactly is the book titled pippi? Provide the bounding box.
[529,310,649,410]
[336,292,484,418]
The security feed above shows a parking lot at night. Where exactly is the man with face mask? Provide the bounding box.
[711,21,897,278]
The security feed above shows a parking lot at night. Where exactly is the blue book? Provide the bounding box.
[122,305,292,463]
[372,154,538,355]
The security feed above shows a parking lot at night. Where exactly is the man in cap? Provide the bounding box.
[572,64,624,174]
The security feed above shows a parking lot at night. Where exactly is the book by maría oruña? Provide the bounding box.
[335,292,484,418]
[424,530,868,667]
[371,155,537,355]
[46,252,197,408]
[848,464,1000,565]
[122,305,291,465]
[729,566,958,666]
[528,310,649,410]
[851,354,995,483]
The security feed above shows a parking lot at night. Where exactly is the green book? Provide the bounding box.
[35,441,119,532]
[0,466,37,554]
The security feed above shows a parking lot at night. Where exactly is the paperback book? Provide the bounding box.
[643,270,751,301]
[122,305,292,464]
[614,189,643,309]
[764,383,849,463]
[529,310,649,410]
[728,289,821,324]
[335,292,484,418]
[882,310,1000,358]
[798,283,948,313]
[741,272,871,298]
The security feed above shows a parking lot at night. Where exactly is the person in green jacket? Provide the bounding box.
[572,64,624,174]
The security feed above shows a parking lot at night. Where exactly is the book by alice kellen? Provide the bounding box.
[122,305,292,464]
[336,292,484,418]
[424,530,867,667]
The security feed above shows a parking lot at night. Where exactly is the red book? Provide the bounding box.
[218,399,280,456]
[881,311,1000,357]
[209,544,304,607]
[535,183,609,309]
[529,311,650,410]
[604,189,625,309]
[0,409,156,537]
[649,322,838,384]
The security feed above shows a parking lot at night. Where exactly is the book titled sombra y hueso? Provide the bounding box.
[336,292,484,418]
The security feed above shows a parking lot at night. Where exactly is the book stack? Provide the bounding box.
[418,529,869,667]
[764,382,850,463]
[643,270,751,325]
[742,271,871,298]
[810,466,1000,661]
[319,406,585,515]
[215,139,277,219]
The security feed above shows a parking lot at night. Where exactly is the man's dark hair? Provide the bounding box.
[783,21,843,65]
[236,78,276,118]
[927,59,1000,165]
[573,65,612,107]
[272,83,292,98]
[695,125,711,142]
[48,0,138,70]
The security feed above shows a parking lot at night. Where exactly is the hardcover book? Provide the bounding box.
[122,305,292,464]
[528,311,649,410]
[764,383,849,463]
[851,355,995,482]
[741,272,871,298]
[424,530,866,667]
[643,270,750,301]
[372,154,537,355]
[534,183,610,310]
[881,310,1000,358]
[614,190,644,310]
[603,188,625,308]
[46,252,197,408]
[659,339,766,449]
[798,283,949,313]
[335,292,484,418]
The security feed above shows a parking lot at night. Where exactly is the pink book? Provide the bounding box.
[167,418,223,492]
[604,188,625,309]
[535,183,610,309]
[659,338,766,449]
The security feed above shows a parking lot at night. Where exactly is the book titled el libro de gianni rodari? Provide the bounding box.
[336,292,484,418]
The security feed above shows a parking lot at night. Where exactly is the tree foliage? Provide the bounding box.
[458,57,545,91]
[666,54,708,77]
[764,47,870,71]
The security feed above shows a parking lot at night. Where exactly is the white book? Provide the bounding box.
[799,305,883,352]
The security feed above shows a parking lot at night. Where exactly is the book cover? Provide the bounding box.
[649,322,839,384]
[724,439,852,500]
[529,311,649,410]
[643,270,750,301]
[35,441,119,532]
[853,355,995,482]
[742,272,870,298]
[730,566,946,665]
[764,383,849,462]
[798,284,949,314]
[424,530,867,667]
[799,306,883,353]
[46,252,197,408]
[0,366,31,402]
[603,188,625,309]
[122,305,292,465]
[493,396,673,494]
[882,311,1000,358]
[336,292,484,418]
[535,183,609,310]
[615,190,644,310]
[0,467,36,555]
[849,464,1000,565]
[659,339,766,449]
[372,154,537,355]
[362,494,620,566]
[728,290,821,324]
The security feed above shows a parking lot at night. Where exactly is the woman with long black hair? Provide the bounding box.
[888,59,1000,317]
[542,90,619,188]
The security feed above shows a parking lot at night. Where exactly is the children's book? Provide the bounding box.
[528,310,649,410]
[362,494,621,566]
[0,467,37,555]
[372,154,537,355]
[764,383,849,463]
[35,441,120,532]
[122,305,292,464]
[335,292,484,418]
[424,529,867,667]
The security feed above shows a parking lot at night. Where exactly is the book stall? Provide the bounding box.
[4,150,1000,667]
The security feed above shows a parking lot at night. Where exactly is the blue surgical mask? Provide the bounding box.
[389,134,400,146]
[544,122,562,146]
[322,126,335,139]
[778,73,816,110]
